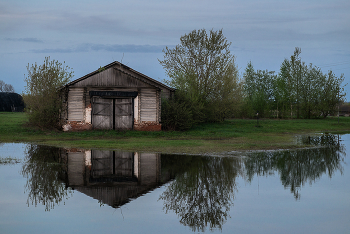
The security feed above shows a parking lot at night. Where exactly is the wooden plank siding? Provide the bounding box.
[140,89,157,122]
[157,89,161,122]
[69,68,154,89]
[67,88,84,121]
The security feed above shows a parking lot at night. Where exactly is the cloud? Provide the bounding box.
[5,37,43,43]
[30,48,74,53]
[30,44,170,54]
[90,44,166,53]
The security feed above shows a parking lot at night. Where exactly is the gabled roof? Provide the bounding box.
[64,61,175,91]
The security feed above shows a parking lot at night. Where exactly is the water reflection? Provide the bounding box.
[61,149,166,208]
[298,133,342,146]
[21,145,73,211]
[159,155,242,232]
[20,134,346,232]
[245,134,345,199]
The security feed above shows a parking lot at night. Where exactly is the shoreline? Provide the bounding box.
[1,112,350,154]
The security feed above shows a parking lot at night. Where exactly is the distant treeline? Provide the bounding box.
[0,92,25,112]
[159,28,345,130]
[161,44,346,131]
[240,48,345,119]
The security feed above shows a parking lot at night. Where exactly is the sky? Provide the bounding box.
[1,0,349,99]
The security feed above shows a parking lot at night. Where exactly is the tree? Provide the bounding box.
[23,57,73,129]
[243,62,276,118]
[0,80,14,92]
[278,48,346,119]
[159,29,241,122]
[317,71,345,118]
[276,48,305,118]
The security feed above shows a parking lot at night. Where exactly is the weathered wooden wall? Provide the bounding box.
[70,68,154,89]
[67,88,84,121]
[140,89,157,122]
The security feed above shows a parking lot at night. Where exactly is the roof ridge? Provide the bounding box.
[62,61,175,91]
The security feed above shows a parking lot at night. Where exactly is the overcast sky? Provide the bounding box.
[1,0,349,99]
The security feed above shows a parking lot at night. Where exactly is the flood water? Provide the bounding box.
[0,134,349,234]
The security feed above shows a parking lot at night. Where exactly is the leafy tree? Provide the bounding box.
[277,48,346,119]
[275,48,306,118]
[290,47,303,118]
[0,80,14,92]
[273,73,288,118]
[243,62,276,118]
[159,29,241,122]
[317,71,345,118]
[23,57,73,129]
[298,64,331,118]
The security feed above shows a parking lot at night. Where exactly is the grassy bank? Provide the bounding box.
[1,112,350,154]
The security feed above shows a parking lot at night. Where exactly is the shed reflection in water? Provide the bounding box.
[20,134,345,232]
[62,149,163,208]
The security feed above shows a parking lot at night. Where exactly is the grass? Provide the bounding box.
[1,112,350,154]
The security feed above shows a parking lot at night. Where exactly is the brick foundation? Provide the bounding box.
[63,121,92,131]
[63,121,161,131]
[134,121,162,131]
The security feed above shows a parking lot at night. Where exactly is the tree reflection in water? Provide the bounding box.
[244,134,345,199]
[18,134,346,231]
[21,145,72,211]
[159,155,243,232]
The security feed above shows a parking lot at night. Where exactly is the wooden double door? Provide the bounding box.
[92,96,133,130]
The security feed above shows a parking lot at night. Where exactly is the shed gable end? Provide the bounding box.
[70,66,154,89]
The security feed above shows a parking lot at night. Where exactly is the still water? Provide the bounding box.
[0,134,349,234]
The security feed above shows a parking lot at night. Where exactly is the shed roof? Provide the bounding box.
[64,61,175,91]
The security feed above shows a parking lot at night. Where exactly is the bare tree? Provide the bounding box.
[0,80,14,92]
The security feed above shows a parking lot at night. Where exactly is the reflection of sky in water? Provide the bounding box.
[0,136,349,234]
[230,134,350,233]
[0,143,27,159]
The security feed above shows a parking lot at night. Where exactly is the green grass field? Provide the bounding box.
[1,112,350,154]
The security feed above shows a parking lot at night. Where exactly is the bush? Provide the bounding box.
[23,57,73,129]
[161,92,201,131]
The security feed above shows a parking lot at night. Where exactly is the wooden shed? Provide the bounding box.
[60,61,174,131]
